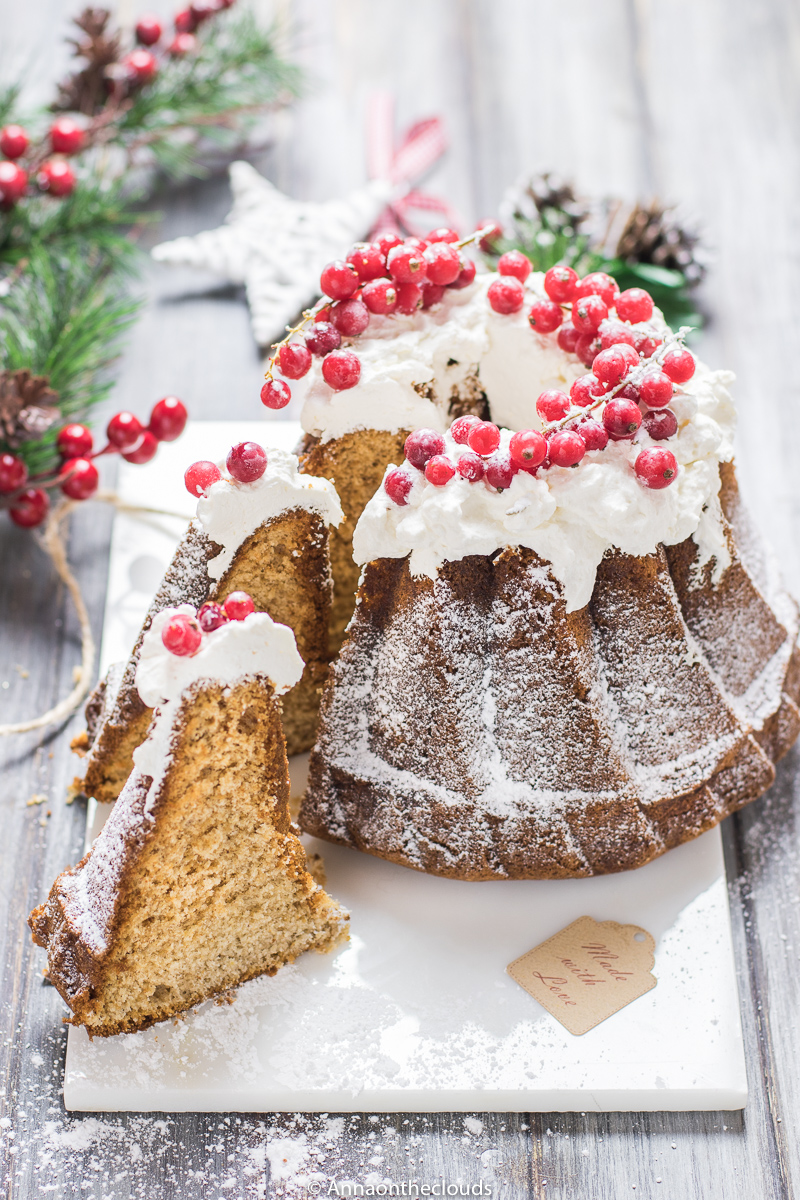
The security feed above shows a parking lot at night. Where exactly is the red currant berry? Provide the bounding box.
[450,414,481,444]
[0,162,27,203]
[662,348,696,383]
[387,244,428,284]
[148,396,187,441]
[450,258,477,290]
[361,279,398,315]
[497,250,532,283]
[632,330,661,359]
[305,321,341,356]
[575,332,602,368]
[174,8,198,33]
[346,242,385,282]
[107,411,143,452]
[39,160,75,197]
[602,398,642,441]
[320,259,360,300]
[485,451,518,490]
[9,488,49,528]
[57,423,93,459]
[456,451,486,482]
[395,283,424,314]
[544,265,579,304]
[322,349,361,390]
[575,271,619,308]
[404,237,429,254]
[227,441,267,483]
[405,429,445,468]
[422,283,446,309]
[185,460,221,496]
[278,342,312,380]
[642,408,678,440]
[169,32,196,53]
[136,14,162,44]
[384,467,414,505]
[0,453,27,493]
[549,429,586,468]
[536,390,570,423]
[331,298,370,337]
[467,421,501,457]
[638,370,674,408]
[260,379,291,410]
[197,601,228,632]
[374,232,403,258]
[423,242,461,285]
[571,294,608,334]
[528,299,563,334]
[60,457,99,500]
[509,429,547,469]
[598,319,637,350]
[477,219,502,253]
[124,49,158,83]
[592,343,639,386]
[424,455,456,486]
[223,591,256,621]
[617,383,642,402]
[0,125,28,160]
[635,447,679,489]
[615,287,654,324]
[190,1,217,21]
[487,277,524,315]
[162,613,202,656]
[123,430,159,464]
[50,117,84,155]
[570,374,607,408]
[557,324,581,354]
[426,227,459,244]
[577,420,609,451]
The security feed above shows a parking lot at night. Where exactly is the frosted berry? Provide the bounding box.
[387,243,427,284]
[190,1,218,20]
[402,236,428,253]
[576,332,602,368]
[9,488,49,528]
[395,282,424,314]
[603,398,642,441]
[223,591,256,621]
[575,271,619,308]
[169,32,196,53]
[107,411,143,451]
[0,162,27,203]
[549,429,586,468]
[424,242,461,285]
[305,321,341,356]
[577,420,609,451]
[467,421,501,457]
[528,299,562,334]
[638,369,674,409]
[332,299,370,337]
[599,319,637,350]
[642,408,678,440]
[536,389,570,423]
[375,232,403,258]
[197,601,228,632]
[450,258,477,290]
[320,260,359,301]
[260,379,291,410]
[615,287,654,324]
[424,455,456,486]
[60,457,99,500]
[450,414,480,444]
[405,428,445,469]
[557,325,580,354]
[477,219,502,252]
[592,343,639,386]
[322,349,361,390]
[185,460,221,496]
[421,284,444,310]
[456,451,485,482]
[346,243,385,282]
[149,396,187,441]
[662,347,696,383]
[426,227,459,244]
[485,452,517,490]
[124,49,158,83]
[227,441,267,483]
[571,293,608,334]
[0,453,27,493]
[175,8,198,32]
[487,277,524,315]
[50,117,84,155]
[57,423,93,459]
[509,429,547,469]
[162,613,202,656]
[123,430,159,464]
[497,250,532,283]
[0,125,28,160]
[635,448,678,489]
[384,468,414,505]
[632,329,662,359]
[40,160,75,197]
[544,265,578,304]
[136,14,162,44]
[570,374,607,408]
[362,279,398,315]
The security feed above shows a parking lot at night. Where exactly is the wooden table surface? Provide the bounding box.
[2,1,800,1195]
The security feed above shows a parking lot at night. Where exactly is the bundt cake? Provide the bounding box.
[31,602,348,1036]
[75,443,342,804]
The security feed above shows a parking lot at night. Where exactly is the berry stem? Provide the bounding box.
[263,298,330,384]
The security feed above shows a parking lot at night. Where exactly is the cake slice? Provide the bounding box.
[31,602,348,1037]
[75,444,342,804]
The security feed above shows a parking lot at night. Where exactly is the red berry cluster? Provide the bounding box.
[0,396,187,528]
[161,587,254,657]
[184,439,267,498]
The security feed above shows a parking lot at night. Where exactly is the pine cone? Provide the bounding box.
[501,172,590,233]
[53,8,122,116]
[616,202,707,286]
[0,370,60,449]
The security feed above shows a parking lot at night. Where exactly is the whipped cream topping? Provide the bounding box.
[196,447,343,581]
